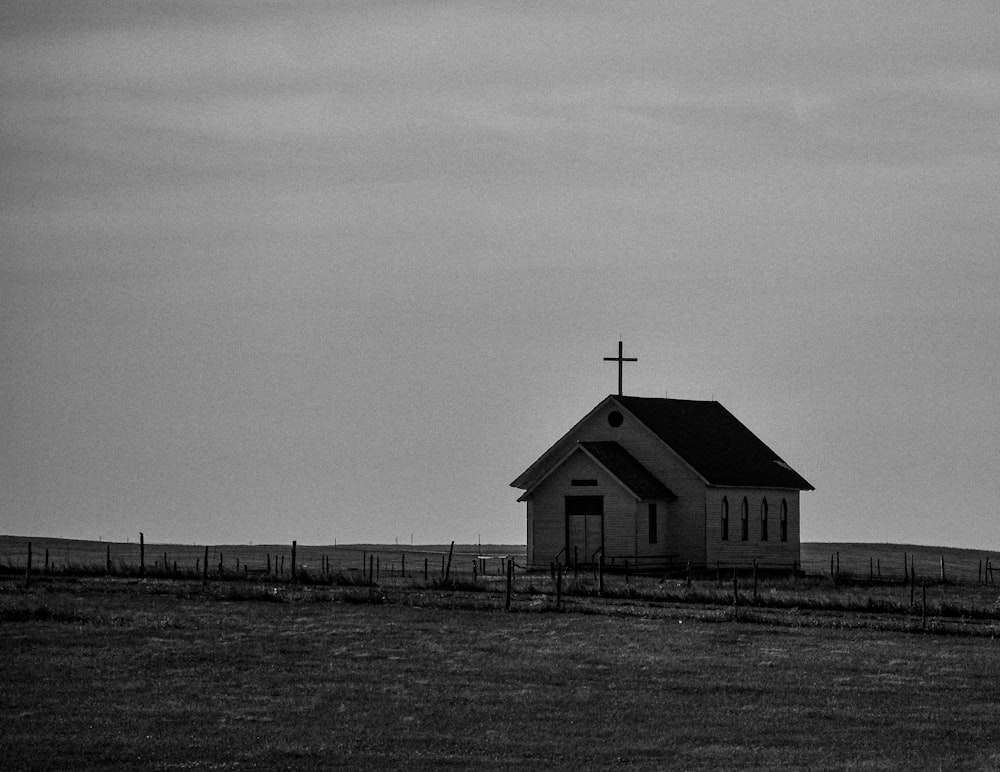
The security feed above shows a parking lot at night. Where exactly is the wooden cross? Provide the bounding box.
[603,341,637,397]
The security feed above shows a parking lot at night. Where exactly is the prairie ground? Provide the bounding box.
[2,575,999,771]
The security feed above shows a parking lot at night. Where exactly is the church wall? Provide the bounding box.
[703,487,801,569]
[526,450,637,569]
[620,497,685,569]
[525,400,710,568]
[525,500,534,568]
[574,401,709,566]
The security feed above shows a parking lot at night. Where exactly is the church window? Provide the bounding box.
[721,497,729,541]
[740,498,749,541]
[760,498,769,541]
[648,502,657,544]
[780,499,788,542]
[607,411,624,428]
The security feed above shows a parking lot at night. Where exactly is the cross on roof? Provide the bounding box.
[603,340,637,397]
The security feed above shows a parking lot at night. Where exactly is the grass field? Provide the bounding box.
[2,538,1000,769]
[2,576,1000,770]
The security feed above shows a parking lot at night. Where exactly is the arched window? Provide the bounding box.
[740,498,749,541]
[760,498,768,541]
[780,499,788,542]
[721,497,729,541]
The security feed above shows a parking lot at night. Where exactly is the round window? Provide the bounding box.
[607,411,623,428]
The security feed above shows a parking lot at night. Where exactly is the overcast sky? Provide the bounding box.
[2,2,998,549]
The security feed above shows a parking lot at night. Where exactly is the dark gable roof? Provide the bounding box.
[614,396,814,490]
[579,441,677,501]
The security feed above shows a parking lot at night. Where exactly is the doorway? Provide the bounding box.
[565,496,603,566]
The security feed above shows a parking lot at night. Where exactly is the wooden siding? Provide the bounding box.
[525,499,534,568]
[526,450,636,569]
[704,488,801,568]
[578,401,708,566]
[525,401,710,568]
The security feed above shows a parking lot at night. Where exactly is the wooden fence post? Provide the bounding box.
[291,541,297,581]
[220,552,225,575]
[203,546,209,585]
[140,532,145,577]
[368,555,373,584]
[732,575,739,609]
[444,541,454,583]
[401,552,405,578]
[107,544,111,574]
[940,556,945,583]
[424,557,428,581]
[44,548,49,573]
[904,551,908,582]
[921,584,927,629]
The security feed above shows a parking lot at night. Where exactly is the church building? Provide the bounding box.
[511,346,813,572]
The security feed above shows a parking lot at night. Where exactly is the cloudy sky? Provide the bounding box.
[2,2,998,548]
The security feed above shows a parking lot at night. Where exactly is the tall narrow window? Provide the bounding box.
[721,497,729,541]
[740,498,749,541]
[780,499,788,542]
[648,502,657,544]
[760,498,768,541]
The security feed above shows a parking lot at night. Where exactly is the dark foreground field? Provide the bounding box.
[2,574,999,771]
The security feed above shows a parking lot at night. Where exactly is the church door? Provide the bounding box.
[565,496,603,566]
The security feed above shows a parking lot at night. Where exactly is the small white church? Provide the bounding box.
[511,346,813,572]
